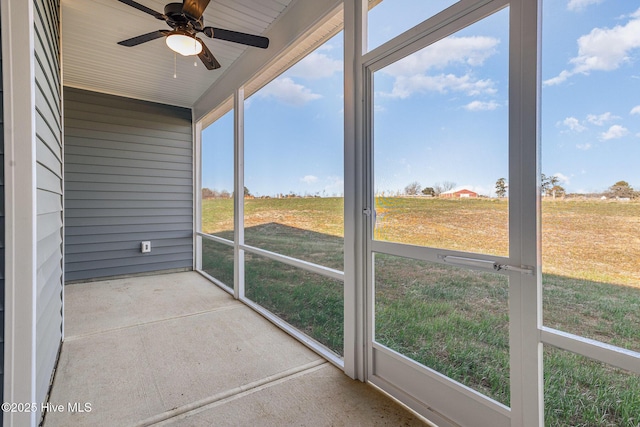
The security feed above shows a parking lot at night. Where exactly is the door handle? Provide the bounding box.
[363,208,377,223]
[439,255,534,276]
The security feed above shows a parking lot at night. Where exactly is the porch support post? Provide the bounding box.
[233,87,245,300]
[2,0,38,425]
[508,0,543,425]
[194,119,203,271]
[343,0,367,381]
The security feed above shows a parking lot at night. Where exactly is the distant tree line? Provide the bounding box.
[540,174,566,198]
[202,188,232,199]
[606,180,638,199]
[202,187,344,199]
[494,177,638,199]
[495,177,507,198]
[402,181,456,197]
[204,179,638,200]
[494,175,567,198]
[202,186,251,199]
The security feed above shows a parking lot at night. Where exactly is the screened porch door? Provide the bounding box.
[363,1,539,425]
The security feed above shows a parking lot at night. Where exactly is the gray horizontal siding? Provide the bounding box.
[35,0,62,419]
[65,165,192,180]
[66,231,192,246]
[64,87,193,282]
[64,199,193,210]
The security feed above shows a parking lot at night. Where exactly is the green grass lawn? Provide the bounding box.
[201,196,640,426]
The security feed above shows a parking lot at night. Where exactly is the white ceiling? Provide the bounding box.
[61,0,294,108]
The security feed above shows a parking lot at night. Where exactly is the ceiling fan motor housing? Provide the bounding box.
[164,2,203,30]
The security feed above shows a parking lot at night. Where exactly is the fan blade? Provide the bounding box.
[203,27,269,49]
[197,38,221,70]
[118,30,167,47]
[182,0,211,21]
[117,0,165,19]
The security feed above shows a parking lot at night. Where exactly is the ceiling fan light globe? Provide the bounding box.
[166,33,203,56]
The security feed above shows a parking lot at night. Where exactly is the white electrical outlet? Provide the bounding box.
[141,241,151,253]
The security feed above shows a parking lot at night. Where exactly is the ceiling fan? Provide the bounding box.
[116,0,270,70]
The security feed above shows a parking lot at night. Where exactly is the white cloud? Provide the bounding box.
[560,116,587,132]
[586,112,619,125]
[301,175,318,184]
[383,36,500,76]
[258,77,322,106]
[464,100,500,111]
[323,176,344,195]
[472,185,493,197]
[544,9,640,85]
[567,0,604,12]
[554,172,571,185]
[544,70,573,86]
[383,73,496,99]
[379,35,500,98]
[374,104,386,113]
[600,124,629,140]
[576,143,592,150]
[288,51,342,79]
[316,43,335,52]
[630,105,640,115]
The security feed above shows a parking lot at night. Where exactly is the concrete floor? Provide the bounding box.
[45,272,427,426]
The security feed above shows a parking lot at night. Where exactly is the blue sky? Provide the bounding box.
[541,1,640,194]
[202,0,640,197]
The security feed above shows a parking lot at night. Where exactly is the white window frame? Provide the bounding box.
[194,7,349,369]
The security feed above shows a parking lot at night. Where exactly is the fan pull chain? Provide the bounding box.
[194,38,198,66]
[174,52,177,78]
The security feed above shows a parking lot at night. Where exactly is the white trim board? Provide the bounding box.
[2,0,39,425]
